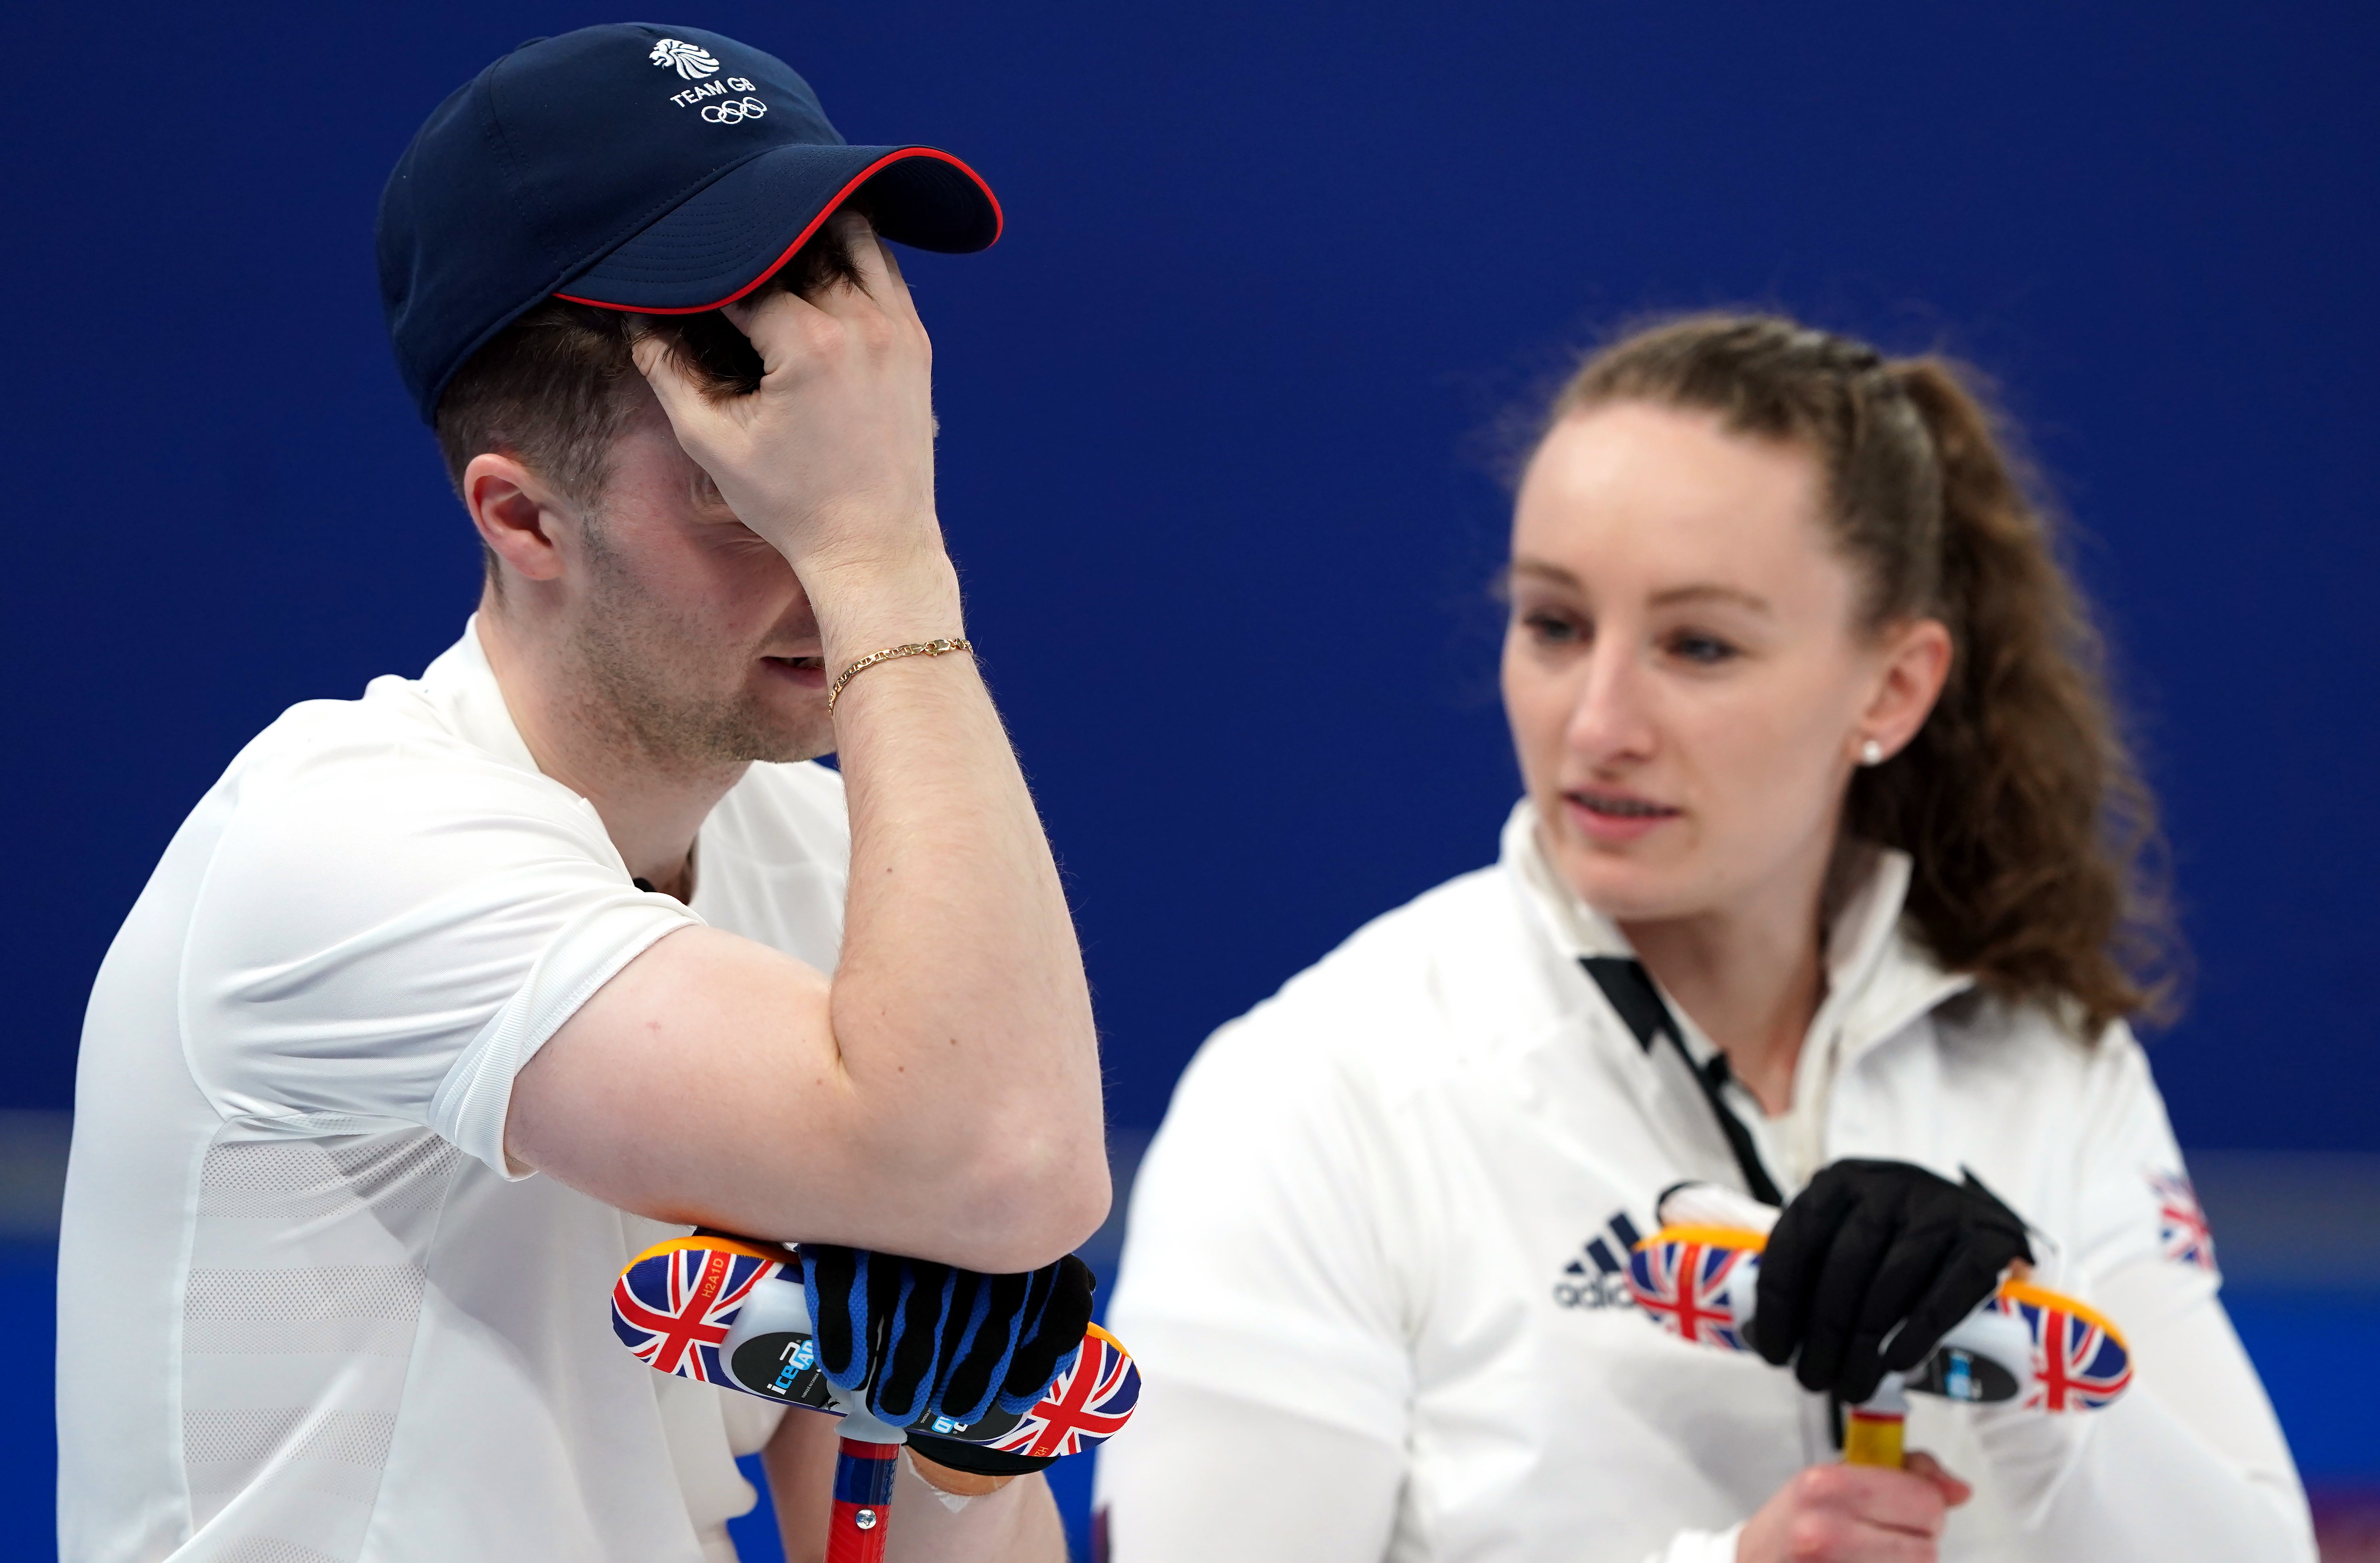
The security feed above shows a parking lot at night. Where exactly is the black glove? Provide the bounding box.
[800,1246,1096,1431]
[1753,1160,2032,1403]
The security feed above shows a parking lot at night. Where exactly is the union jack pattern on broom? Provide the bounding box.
[1623,1226,1763,1352]
[611,1238,780,1385]
[1989,1282,2135,1412]
[984,1325,1141,1459]
[1622,1225,2135,1416]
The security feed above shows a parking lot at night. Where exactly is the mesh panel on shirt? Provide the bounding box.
[325,1133,464,1204]
[183,1264,428,1356]
[198,1141,360,1221]
[212,1538,348,1563]
[198,1133,462,1221]
[185,1265,426,1321]
[182,1408,396,1468]
[180,1126,466,1541]
[184,1315,420,1356]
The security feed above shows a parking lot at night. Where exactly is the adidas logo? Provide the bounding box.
[1553,1208,1644,1310]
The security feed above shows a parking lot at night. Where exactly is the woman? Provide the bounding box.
[1095,317,2312,1562]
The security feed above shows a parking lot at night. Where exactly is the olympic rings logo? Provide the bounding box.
[701,96,768,124]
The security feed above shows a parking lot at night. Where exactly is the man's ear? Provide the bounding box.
[463,452,572,584]
[1858,617,1954,762]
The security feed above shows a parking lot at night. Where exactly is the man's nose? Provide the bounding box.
[1563,642,1656,766]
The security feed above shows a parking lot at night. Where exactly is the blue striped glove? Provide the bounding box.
[799,1246,1094,1430]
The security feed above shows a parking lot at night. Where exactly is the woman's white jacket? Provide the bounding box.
[1097,803,2314,1563]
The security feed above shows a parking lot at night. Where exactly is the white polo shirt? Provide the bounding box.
[1098,803,2314,1563]
[58,621,842,1563]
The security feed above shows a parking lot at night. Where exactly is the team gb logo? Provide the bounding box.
[650,39,722,80]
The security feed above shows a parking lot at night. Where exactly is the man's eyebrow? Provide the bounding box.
[1650,583,1774,614]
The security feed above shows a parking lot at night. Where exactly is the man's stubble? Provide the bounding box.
[563,516,831,773]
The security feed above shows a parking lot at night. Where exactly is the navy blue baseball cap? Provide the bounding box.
[378,23,1002,423]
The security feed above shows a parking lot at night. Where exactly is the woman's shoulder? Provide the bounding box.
[1918,989,2196,1283]
[1920,975,2161,1115]
[1185,859,1565,1100]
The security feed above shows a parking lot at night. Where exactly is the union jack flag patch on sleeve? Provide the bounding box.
[2150,1170,2219,1274]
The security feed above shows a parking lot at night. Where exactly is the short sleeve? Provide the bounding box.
[2066,1025,2223,1316]
[179,732,702,1175]
[1105,1004,1419,1444]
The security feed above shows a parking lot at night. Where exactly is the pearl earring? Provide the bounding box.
[1859,738,1885,766]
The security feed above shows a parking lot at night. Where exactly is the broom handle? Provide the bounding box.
[1843,1374,1910,1468]
[828,1435,900,1563]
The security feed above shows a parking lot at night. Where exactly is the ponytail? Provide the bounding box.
[1857,362,2174,1034]
[1546,316,2178,1037]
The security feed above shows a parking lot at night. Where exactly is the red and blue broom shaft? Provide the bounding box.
[827,1435,900,1563]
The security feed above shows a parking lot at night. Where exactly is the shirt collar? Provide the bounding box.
[414,615,544,779]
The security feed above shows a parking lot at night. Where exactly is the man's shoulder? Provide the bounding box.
[174,676,622,935]
[219,674,583,819]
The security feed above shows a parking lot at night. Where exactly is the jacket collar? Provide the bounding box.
[1498,799,1972,1071]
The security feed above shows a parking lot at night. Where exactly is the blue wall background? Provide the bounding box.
[6,5,2377,1559]
[2,3,2373,1137]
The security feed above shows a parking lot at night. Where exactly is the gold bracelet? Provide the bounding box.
[826,637,973,713]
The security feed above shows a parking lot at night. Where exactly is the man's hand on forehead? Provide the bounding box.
[629,209,950,619]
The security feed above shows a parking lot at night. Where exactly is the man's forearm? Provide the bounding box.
[600,224,1106,1265]
[811,556,1106,1264]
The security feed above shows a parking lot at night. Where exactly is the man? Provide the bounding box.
[57,24,1106,1562]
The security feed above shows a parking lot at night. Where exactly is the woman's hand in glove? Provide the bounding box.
[1753,1160,2032,1403]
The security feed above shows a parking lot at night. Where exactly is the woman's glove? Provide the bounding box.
[799,1245,1096,1430]
[1753,1160,2032,1403]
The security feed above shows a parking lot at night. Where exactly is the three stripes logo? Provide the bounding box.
[1554,1209,1646,1310]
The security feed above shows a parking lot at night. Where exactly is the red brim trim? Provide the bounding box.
[554,147,1002,316]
